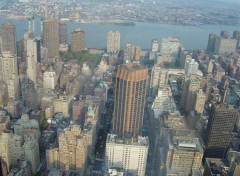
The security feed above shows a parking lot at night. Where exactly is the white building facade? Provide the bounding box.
[105,134,148,176]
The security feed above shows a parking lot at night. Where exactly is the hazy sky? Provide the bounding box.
[203,0,240,3]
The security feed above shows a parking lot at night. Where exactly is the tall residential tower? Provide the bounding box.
[1,22,16,54]
[42,17,59,58]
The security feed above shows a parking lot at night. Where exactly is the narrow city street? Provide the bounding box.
[91,89,114,176]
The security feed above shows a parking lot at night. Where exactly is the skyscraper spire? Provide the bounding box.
[32,16,35,36]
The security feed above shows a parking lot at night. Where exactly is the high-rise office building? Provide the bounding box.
[71,28,85,52]
[59,22,67,44]
[204,104,238,159]
[180,74,201,113]
[207,33,217,52]
[112,64,148,137]
[42,17,59,58]
[107,30,120,53]
[105,134,148,176]
[1,22,16,54]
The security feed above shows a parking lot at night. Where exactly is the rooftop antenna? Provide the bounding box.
[28,18,31,31]
[32,16,35,35]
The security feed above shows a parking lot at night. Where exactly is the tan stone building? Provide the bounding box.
[53,94,74,117]
[180,74,202,113]
[112,64,148,137]
[71,28,85,52]
[46,125,88,175]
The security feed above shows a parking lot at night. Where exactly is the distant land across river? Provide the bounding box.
[0,18,240,50]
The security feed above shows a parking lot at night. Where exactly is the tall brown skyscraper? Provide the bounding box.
[42,17,59,58]
[59,22,67,44]
[71,28,85,52]
[204,104,238,159]
[1,22,16,54]
[112,64,148,137]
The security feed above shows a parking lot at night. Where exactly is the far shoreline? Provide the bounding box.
[0,16,239,27]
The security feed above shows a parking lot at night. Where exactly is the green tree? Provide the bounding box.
[59,51,101,69]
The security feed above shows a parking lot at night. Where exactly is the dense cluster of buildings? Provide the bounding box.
[0,6,109,175]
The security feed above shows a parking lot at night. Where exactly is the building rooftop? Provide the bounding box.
[162,37,180,43]
[8,159,31,176]
[120,63,146,71]
[108,168,125,176]
[205,158,229,176]
[162,128,202,153]
[48,169,63,176]
[106,134,148,146]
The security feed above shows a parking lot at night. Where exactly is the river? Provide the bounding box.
[0,18,240,50]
